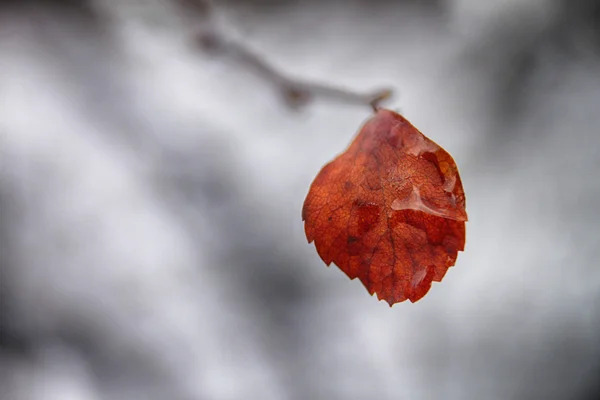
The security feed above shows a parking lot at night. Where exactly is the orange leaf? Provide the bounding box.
[302,109,467,306]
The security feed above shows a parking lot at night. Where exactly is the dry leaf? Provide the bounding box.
[302,109,467,305]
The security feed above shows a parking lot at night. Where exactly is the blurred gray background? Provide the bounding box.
[1,0,599,399]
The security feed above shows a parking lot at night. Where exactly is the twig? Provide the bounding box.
[177,0,393,110]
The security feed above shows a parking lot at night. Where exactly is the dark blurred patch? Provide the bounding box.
[223,234,310,326]
[577,360,600,400]
[0,0,97,16]
[218,232,314,400]
[0,325,33,357]
[155,139,237,208]
[0,303,35,359]
[555,0,600,50]
[463,21,546,138]
[222,0,443,6]
[0,282,35,358]
[462,0,600,157]
[58,328,197,400]
[156,138,313,325]
[219,0,446,15]
[0,184,34,358]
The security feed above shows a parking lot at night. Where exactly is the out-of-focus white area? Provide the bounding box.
[1,0,599,399]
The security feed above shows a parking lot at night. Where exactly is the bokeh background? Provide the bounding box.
[1,0,600,399]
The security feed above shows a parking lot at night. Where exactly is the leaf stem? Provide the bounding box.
[178,0,394,110]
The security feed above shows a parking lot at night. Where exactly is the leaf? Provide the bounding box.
[302,109,467,306]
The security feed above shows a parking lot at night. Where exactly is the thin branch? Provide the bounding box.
[178,0,393,110]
